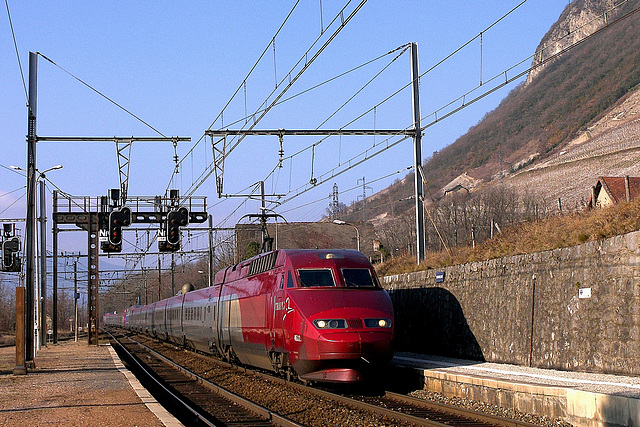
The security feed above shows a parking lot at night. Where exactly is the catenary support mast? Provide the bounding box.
[25,52,38,363]
[411,42,425,262]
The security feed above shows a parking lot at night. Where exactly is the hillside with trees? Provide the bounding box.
[337,0,640,259]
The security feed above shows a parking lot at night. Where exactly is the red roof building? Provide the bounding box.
[589,176,640,208]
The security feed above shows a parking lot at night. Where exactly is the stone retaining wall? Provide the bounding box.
[382,230,640,375]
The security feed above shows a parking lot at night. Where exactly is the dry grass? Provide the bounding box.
[376,198,640,277]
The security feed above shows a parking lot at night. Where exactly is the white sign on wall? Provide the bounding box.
[579,288,592,299]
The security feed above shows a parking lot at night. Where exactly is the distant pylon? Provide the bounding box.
[330,183,339,218]
[357,177,372,221]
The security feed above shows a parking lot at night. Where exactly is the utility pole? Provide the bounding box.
[157,256,162,302]
[208,215,214,287]
[357,177,372,221]
[206,44,425,263]
[260,181,269,251]
[143,268,148,305]
[52,191,58,344]
[74,261,78,342]
[411,42,425,262]
[38,179,47,347]
[171,253,175,296]
[25,52,38,364]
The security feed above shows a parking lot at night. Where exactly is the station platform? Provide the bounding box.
[393,352,640,427]
[0,340,181,426]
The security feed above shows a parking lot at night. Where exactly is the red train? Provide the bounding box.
[103,311,127,328]
[120,249,394,383]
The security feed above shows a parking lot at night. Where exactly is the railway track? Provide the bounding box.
[108,330,541,427]
[109,331,300,426]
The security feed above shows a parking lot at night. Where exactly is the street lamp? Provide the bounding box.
[333,219,360,252]
[10,164,63,176]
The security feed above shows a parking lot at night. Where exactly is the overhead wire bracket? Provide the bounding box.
[115,138,133,206]
[278,129,285,168]
[211,133,227,198]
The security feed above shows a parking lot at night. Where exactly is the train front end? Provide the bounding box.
[282,250,394,383]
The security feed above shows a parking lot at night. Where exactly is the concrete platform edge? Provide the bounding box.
[412,366,640,427]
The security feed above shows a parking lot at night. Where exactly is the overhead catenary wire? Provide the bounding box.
[423,0,639,129]
[235,45,412,194]
[279,166,412,215]
[162,0,304,193]
[261,0,639,219]
[37,53,167,138]
[167,1,371,231]
[221,0,369,159]
[217,44,411,133]
[0,191,26,215]
[165,43,408,220]
[4,0,28,103]
[174,0,369,200]
[0,185,27,199]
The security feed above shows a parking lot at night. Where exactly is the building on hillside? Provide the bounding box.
[441,173,480,197]
[235,221,376,261]
[589,176,640,208]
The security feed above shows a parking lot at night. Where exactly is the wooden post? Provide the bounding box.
[14,285,27,375]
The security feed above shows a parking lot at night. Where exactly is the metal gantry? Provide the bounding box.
[20,52,193,360]
[52,192,207,345]
[205,44,425,262]
[205,129,416,195]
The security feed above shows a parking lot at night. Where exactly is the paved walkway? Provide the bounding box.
[0,340,180,426]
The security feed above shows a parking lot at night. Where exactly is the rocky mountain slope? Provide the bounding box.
[341,0,640,227]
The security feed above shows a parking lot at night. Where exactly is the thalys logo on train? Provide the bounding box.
[274,297,294,321]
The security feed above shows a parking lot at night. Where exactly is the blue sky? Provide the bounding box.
[1,1,570,255]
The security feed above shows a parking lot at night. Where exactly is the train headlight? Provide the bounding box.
[364,318,392,328]
[313,319,347,329]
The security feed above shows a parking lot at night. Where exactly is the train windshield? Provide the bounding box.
[341,268,376,288]
[298,269,336,287]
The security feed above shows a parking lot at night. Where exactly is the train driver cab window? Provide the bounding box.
[286,271,295,288]
[341,268,377,288]
[298,269,336,287]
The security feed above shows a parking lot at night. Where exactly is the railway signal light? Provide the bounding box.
[165,207,189,249]
[108,207,131,247]
[2,237,21,272]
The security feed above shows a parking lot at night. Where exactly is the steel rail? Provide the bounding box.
[381,391,540,427]
[168,342,520,427]
[280,381,496,427]
[206,351,540,427]
[116,333,303,427]
[116,331,541,427]
[108,331,218,427]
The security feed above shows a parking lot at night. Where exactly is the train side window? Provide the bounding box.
[287,271,294,288]
[280,275,285,289]
[298,269,336,287]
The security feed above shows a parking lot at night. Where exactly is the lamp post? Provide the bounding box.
[332,219,360,252]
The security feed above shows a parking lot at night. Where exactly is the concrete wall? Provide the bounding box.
[382,230,640,375]
[235,222,377,259]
